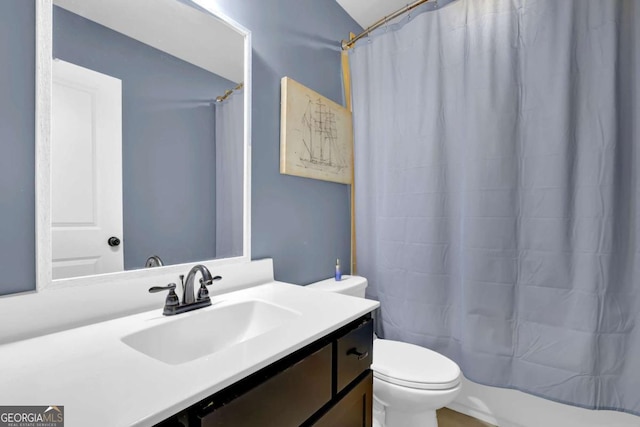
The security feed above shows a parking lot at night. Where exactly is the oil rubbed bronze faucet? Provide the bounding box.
[148,265,222,316]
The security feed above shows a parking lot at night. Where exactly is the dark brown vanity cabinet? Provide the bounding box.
[312,372,373,427]
[198,345,333,427]
[156,315,373,427]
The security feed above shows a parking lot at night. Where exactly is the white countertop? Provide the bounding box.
[0,281,379,427]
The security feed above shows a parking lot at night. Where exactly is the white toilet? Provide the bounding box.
[307,275,461,427]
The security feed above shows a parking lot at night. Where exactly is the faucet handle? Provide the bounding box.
[196,275,222,301]
[149,283,180,315]
[148,283,176,293]
[201,275,222,286]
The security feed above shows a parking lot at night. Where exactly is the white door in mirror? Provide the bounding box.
[51,59,123,279]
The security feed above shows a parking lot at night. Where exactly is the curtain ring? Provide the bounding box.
[384,16,389,33]
[407,3,411,20]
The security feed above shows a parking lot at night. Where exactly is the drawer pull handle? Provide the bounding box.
[347,348,369,361]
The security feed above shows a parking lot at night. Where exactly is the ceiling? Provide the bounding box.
[336,0,416,29]
[54,0,244,83]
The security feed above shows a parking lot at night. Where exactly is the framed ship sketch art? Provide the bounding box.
[280,77,353,184]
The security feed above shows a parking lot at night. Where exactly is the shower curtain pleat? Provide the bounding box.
[350,0,640,415]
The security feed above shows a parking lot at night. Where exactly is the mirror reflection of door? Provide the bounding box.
[51,59,123,279]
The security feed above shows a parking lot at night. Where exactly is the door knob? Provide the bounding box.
[108,236,121,247]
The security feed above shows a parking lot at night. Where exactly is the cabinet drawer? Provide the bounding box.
[197,344,332,427]
[336,318,373,393]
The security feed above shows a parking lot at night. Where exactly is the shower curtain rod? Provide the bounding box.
[342,0,431,50]
[215,82,244,103]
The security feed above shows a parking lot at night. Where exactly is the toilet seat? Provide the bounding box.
[371,339,461,391]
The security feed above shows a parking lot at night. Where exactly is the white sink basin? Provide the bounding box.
[121,300,300,364]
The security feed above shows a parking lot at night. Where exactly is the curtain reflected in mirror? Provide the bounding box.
[215,89,244,258]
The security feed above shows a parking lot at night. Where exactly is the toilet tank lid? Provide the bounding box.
[305,275,367,293]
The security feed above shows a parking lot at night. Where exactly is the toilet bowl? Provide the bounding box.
[372,339,461,427]
[307,275,461,427]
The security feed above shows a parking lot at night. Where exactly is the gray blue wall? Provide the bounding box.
[0,0,35,295]
[0,0,361,295]
[213,0,361,284]
[53,7,236,270]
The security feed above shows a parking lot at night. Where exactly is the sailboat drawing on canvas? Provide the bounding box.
[280,77,353,184]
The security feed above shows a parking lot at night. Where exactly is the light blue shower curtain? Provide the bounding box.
[351,0,640,415]
[215,89,244,258]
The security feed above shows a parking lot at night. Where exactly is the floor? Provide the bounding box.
[437,408,496,427]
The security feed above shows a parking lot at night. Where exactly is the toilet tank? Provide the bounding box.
[306,275,368,298]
